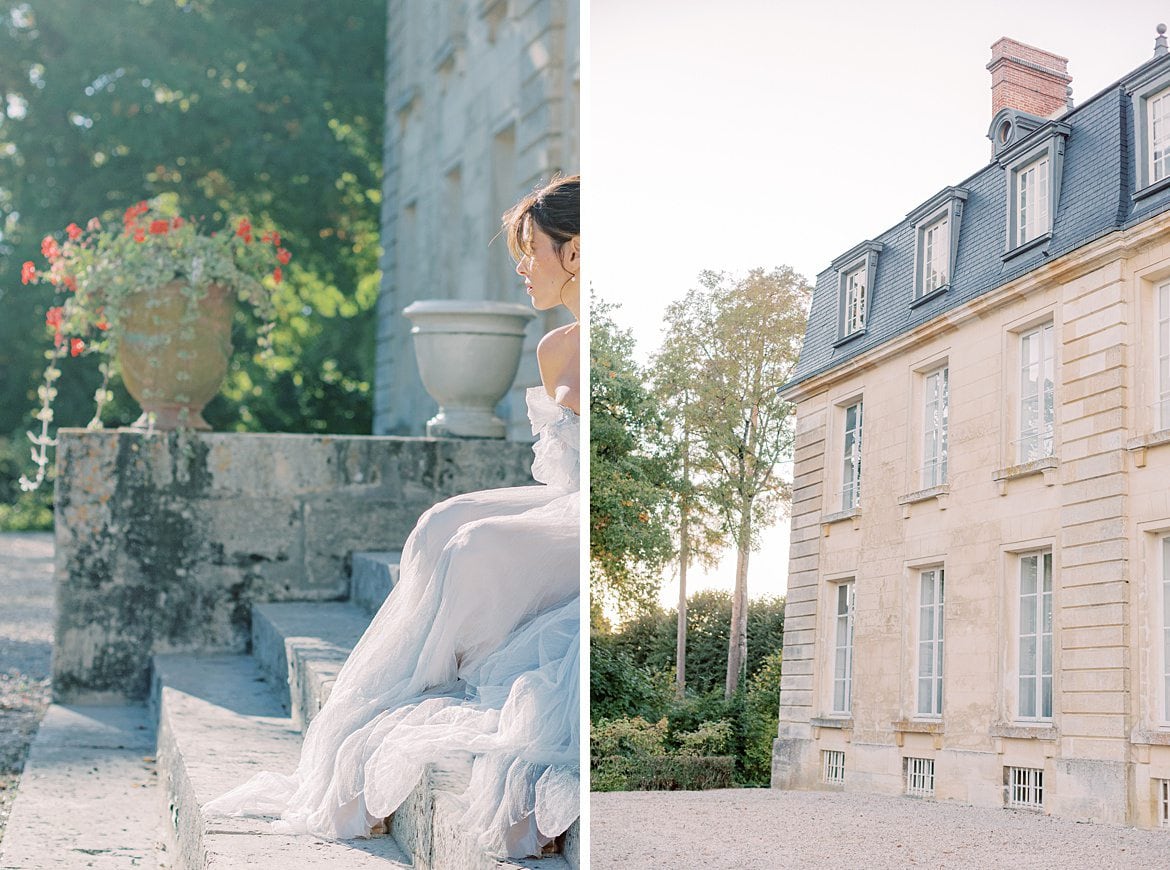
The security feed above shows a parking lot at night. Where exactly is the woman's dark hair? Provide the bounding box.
[503,174,580,261]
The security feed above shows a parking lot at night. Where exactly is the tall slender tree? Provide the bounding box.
[656,267,810,697]
[652,321,725,698]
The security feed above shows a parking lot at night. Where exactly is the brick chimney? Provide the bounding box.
[987,37,1071,118]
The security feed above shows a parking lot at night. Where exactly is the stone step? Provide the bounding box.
[350,550,402,616]
[249,600,579,870]
[251,601,369,728]
[0,704,162,869]
[151,653,410,870]
[393,767,576,870]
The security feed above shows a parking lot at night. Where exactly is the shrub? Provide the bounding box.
[591,716,667,758]
[591,755,735,792]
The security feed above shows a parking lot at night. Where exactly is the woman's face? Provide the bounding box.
[516,224,578,311]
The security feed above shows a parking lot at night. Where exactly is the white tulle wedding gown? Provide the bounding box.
[205,387,580,858]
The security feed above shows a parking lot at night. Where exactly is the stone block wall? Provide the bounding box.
[52,429,535,702]
[375,0,580,440]
[771,218,1170,827]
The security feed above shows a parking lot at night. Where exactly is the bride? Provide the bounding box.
[205,175,581,859]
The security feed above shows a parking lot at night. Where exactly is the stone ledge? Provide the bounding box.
[893,718,943,749]
[989,722,1059,741]
[992,455,1059,494]
[811,716,854,730]
[821,508,861,534]
[1127,428,1170,467]
[898,484,949,516]
[1130,729,1170,746]
[892,719,943,734]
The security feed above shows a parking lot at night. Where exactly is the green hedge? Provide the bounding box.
[591,755,735,792]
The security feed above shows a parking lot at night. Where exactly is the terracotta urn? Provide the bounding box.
[403,300,536,438]
[117,280,233,430]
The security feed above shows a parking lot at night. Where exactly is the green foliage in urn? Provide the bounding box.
[0,0,386,523]
[19,196,288,489]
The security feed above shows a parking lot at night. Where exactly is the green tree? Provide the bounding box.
[656,268,810,697]
[610,590,784,698]
[589,298,676,616]
[652,311,727,698]
[0,0,385,500]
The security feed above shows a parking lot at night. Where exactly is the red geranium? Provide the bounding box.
[41,236,60,260]
[21,261,36,284]
[70,338,85,357]
[66,223,83,240]
[149,220,170,235]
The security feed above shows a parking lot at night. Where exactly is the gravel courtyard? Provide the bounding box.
[0,533,54,847]
[591,788,1170,869]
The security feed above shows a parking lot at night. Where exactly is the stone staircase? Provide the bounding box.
[0,552,579,870]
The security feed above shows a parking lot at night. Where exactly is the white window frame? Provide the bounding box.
[1129,65,1170,197]
[996,122,1068,258]
[908,187,967,304]
[1158,282,1170,431]
[1151,88,1170,185]
[1018,551,1054,721]
[1018,322,1055,463]
[841,400,863,511]
[832,580,856,715]
[1159,778,1170,827]
[922,366,949,487]
[917,568,945,718]
[832,241,882,342]
[822,749,845,784]
[844,266,866,335]
[905,757,935,797]
[1007,766,1044,810]
[1016,156,1050,247]
[1162,536,1170,723]
[922,217,949,294]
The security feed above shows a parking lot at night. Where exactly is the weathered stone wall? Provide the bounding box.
[52,429,535,703]
[375,0,580,441]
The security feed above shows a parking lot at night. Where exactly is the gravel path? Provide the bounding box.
[0,532,54,848]
[592,788,1170,869]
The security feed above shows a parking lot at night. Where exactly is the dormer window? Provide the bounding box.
[1150,87,1170,184]
[1016,155,1049,246]
[908,187,967,304]
[996,121,1069,260]
[844,265,866,334]
[832,240,883,343]
[1124,61,1170,199]
[922,218,948,294]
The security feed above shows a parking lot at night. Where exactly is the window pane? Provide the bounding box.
[1020,676,1036,718]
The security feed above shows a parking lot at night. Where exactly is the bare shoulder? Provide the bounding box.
[536,322,580,412]
[535,322,577,353]
[537,323,578,364]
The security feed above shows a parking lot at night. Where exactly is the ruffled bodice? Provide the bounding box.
[526,386,579,492]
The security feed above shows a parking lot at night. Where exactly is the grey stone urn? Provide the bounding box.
[403,300,536,438]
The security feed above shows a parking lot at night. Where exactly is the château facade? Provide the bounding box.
[374,0,580,439]
[773,33,1170,828]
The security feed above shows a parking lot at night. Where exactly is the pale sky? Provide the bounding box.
[589,0,1170,609]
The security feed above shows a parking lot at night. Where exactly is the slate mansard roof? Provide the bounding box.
[785,52,1170,393]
